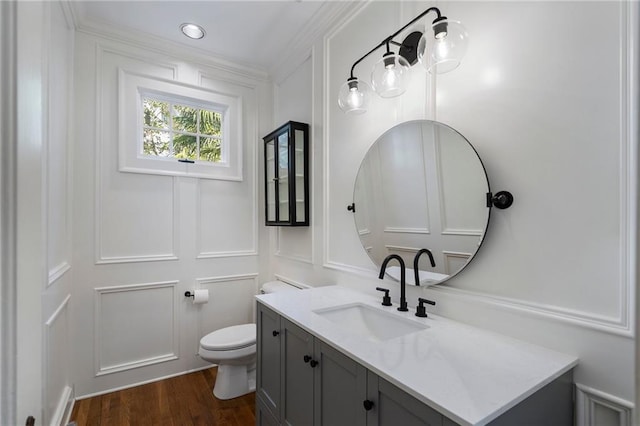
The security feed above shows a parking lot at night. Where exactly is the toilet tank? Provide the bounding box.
[260,280,300,294]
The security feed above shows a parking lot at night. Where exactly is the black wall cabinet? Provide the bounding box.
[263,121,309,226]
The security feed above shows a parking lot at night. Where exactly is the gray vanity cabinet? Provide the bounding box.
[312,338,368,426]
[366,374,450,426]
[281,317,368,426]
[281,318,314,425]
[257,303,282,418]
[257,302,574,426]
[256,303,453,426]
[257,304,368,426]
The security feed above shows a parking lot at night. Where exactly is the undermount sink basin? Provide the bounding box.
[313,303,428,342]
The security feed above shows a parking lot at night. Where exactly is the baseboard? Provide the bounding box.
[75,365,213,400]
[51,385,74,426]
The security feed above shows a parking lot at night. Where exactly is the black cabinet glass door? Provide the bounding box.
[263,121,309,226]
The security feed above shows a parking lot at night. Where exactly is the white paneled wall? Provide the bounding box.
[13,1,76,424]
[269,1,637,424]
[45,1,75,424]
[72,30,269,397]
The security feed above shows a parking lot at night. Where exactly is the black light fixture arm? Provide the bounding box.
[348,6,443,80]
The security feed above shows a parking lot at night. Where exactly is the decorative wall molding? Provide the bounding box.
[196,273,259,287]
[274,230,313,264]
[616,0,637,340]
[194,179,258,259]
[442,251,471,275]
[575,383,633,426]
[48,261,71,287]
[196,251,258,260]
[385,245,421,254]
[94,281,179,376]
[431,284,632,337]
[273,274,312,290]
[93,43,180,265]
[441,229,482,237]
[275,250,314,265]
[45,295,71,426]
[323,260,377,279]
[45,294,71,327]
[44,0,73,292]
[196,65,261,258]
[50,385,73,426]
[384,227,430,234]
[270,2,364,84]
[271,50,316,266]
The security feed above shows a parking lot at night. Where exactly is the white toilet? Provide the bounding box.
[198,280,299,400]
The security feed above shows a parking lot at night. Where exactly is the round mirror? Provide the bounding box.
[353,120,490,286]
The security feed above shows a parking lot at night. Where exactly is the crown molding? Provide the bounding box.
[270,1,365,84]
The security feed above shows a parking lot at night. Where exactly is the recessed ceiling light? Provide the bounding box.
[180,23,205,40]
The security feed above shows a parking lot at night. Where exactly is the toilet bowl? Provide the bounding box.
[198,280,298,400]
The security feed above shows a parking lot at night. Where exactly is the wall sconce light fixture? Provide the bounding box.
[338,7,468,114]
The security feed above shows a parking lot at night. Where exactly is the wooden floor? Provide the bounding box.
[70,367,255,426]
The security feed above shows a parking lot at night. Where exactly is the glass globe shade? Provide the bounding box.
[370,53,410,98]
[417,19,468,74]
[338,78,372,114]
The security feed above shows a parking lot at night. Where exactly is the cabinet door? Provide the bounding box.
[282,319,314,426]
[263,121,309,226]
[366,373,444,426]
[257,395,280,426]
[264,138,277,223]
[257,304,282,419]
[313,340,367,426]
[276,131,291,223]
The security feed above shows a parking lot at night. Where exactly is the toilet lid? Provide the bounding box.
[200,323,256,351]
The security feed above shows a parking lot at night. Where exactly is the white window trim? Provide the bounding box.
[118,69,243,181]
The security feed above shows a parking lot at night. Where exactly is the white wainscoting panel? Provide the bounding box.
[46,0,73,281]
[435,126,487,236]
[94,281,179,375]
[443,251,472,276]
[44,295,71,426]
[196,179,257,258]
[195,274,258,353]
[94,44,179,264]
[576,383,633,426]
[275,228,313,264]
[272,55,314,264]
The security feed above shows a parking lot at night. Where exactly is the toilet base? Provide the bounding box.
[213,363,256,400]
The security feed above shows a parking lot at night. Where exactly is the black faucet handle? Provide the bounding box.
[415,297,436,318]
[375,287,393,306]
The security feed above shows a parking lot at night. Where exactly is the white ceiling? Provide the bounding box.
[72,1,345,72]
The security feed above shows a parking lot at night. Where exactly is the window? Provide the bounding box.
[119,69,243,181]
[142,97,224,163]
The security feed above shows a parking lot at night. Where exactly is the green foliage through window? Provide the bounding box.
[142,98,223,163]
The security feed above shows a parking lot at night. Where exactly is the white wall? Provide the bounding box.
[270,1,637,423]
[71,30,271,397]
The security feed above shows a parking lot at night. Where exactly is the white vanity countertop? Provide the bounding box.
[256,285,578,426]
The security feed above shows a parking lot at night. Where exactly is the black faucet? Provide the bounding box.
[413,249,435,287]
[378,254,408,312]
